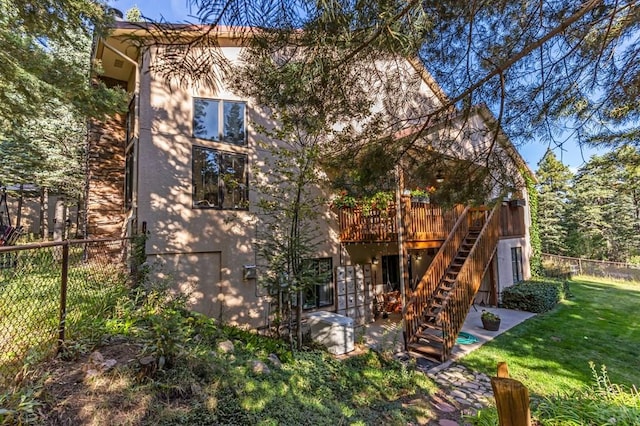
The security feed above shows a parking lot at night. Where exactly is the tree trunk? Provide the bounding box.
[40,187,49,240]
[16,184,23,228]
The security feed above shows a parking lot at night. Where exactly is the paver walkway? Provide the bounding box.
[362,306,536,422]
[427,363,493,409]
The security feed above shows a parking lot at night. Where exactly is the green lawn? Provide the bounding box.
[0,249,129,385]
[459,276,640,396]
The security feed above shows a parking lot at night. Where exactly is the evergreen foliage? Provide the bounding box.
[535,145,640,263]
[167,0,640,155]
[0,0,127,205]
[536,150,573,255]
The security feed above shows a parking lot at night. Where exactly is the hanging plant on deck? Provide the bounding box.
[409,186,436,202]
[330,190,357,209]
[330,190,395,216]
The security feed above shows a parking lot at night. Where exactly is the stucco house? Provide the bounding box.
[88,22,534,361]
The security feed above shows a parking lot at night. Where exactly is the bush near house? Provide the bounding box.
[501,278,569,313]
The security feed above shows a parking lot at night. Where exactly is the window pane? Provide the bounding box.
[124,149,134,210]
[302,258,333,309]
[511,247,523,283]
[317,259,333,307]
[193,99,219,141]
[223,101,246,145]
[219,153,248,209]
[193,147,221,208]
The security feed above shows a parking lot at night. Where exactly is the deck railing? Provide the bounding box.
[439,203,501,360]
[404,206,471,343]
[405,202,464,241]
[338,202,463,243]
[337,205,398,242]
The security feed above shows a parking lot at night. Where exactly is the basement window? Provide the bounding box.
[303,258,334,310]
[511,246,524,283]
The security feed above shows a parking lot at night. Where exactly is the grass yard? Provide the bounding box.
[459,275,640,396]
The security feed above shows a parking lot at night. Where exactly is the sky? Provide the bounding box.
[108,0,610,172]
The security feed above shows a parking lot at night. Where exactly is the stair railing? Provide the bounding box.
[439,202,502,360]
[404,204,468,344]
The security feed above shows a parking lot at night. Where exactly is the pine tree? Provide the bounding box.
[0,0,126,132]
[536,149,573,255]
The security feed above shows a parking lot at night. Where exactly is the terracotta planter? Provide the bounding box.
[482,317,501,331]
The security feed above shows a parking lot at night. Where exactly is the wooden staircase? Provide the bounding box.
[404,203,502,363]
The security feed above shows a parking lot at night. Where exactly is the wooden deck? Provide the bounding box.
[338,200,524,245]
[337,202,464,245]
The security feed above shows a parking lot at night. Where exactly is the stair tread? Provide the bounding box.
[407,342,444,360]
[415,331,444,343]
[419,322,442,330]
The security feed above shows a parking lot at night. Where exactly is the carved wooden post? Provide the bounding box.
[491,362,531,426]
[497,361,510,378]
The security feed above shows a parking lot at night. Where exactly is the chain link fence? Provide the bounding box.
[0,238,132,386]
[542,253,640,281]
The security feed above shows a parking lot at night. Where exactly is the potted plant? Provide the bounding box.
[409,186,437,203]
[481,310,501,331]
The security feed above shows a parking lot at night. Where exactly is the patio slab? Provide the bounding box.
[362,307,536,368]
[451,306,536,362]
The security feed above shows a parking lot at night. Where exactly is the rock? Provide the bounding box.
[139,356,155,366]
[89,351,104,365]
[439,420,459,426]
[451,389,467,399]
[218,340,235,354]
[433,401,456,413]
[251,360,270,374]
[268,353,282,369]
[101,359,118,371]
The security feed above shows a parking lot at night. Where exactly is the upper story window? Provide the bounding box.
[193,98,246,146]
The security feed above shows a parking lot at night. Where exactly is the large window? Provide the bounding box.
[193,98,246,145]
[192,146,248,209]
[303,258,334,310]
[511,246,524,283]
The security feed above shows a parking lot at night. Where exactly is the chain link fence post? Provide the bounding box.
[57,242,69,354]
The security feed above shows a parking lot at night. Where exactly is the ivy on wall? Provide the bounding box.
[524,171,542,277]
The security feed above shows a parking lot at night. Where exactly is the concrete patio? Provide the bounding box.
[361,306,535,366]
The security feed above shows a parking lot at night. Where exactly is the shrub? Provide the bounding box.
[501,278,568,313]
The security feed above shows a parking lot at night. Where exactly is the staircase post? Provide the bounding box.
[395,166,409,350]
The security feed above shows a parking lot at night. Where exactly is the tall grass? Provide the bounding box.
[0,245,129,385]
